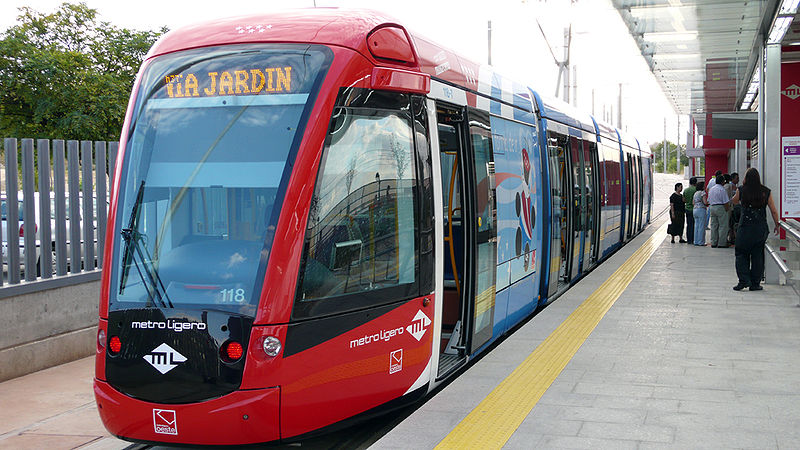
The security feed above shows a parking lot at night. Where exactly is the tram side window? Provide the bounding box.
[439,123,463,222]
[296,106,418,306]
[547,131,569,276]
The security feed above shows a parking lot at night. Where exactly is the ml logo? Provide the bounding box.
[406,310,432,341]
[143,343,187,374]
[782,84,800,100]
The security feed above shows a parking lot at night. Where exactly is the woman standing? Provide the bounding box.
[669,183,686,243]
[692,181,708,245]
[731,168,780,291]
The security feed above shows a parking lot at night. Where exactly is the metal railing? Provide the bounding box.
[770,220,800,303]
[0,138,117,292]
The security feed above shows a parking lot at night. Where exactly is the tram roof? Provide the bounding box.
[617,129,641,151]
[532,92,596,133]
[594,119,621,145]
[638,138,653,157]
[145,9,537,114]
[146,8,395,60]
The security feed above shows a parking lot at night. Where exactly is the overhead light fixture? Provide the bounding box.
[768,16,793,44]
[768,1,797,45]
[644,31,698,42]
[741,94,755,110]
[652,52,701,60]
[780,0,800,15]
[747,70,759,95]
[740,69,759,111]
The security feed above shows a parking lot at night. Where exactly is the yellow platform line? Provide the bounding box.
[435,223,668,449]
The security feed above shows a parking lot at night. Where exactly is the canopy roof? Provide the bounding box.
[612,0,783,118]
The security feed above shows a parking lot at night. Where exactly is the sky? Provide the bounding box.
[0,0,687,147]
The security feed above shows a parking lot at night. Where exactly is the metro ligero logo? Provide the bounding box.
[407,310,431,341]
[782,84,800,100]
[144,343,187,374]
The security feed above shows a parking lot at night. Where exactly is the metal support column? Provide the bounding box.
[735,140,748,174]
[764,43,782,284]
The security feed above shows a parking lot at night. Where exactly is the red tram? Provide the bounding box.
[94,9,652,445]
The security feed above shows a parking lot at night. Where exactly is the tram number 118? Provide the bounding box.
[220,288,246,303]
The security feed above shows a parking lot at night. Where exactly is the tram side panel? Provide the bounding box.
[594,138,609,260]
[490,114,544,333]
[277,88,437,439]
[599,140,623,257]
[642,154,653,224]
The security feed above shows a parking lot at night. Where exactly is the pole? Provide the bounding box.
[676,116,681,176]
[663,117,667,173]
[572,65,577,107]
[617,83,622,129]
[487,21,492,65]
[563,27,570,103]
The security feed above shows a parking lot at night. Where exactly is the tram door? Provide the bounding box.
[545,130,571,295]
[637,156,644,230]
[568,136,585,276]
[466,110,497,353]
[435,104,496,374]
[624,153,633,239]
[632,155,640,232]
[582,141,598,266]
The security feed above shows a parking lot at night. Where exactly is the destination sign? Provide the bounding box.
[162,67,292,98]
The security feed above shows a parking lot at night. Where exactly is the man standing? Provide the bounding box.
[727,172,740,245]
[683,177,697,244]
[708,170,723,190]
[708,174,731,248]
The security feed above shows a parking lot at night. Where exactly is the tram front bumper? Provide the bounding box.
[94,379,280,445]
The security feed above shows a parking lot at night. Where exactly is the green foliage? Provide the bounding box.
[651,140,690,174]
[0,2,166,141]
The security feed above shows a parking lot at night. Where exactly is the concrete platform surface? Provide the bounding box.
[0,357,127,450]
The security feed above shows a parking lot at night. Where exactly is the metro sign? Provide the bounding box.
[144,343,187,374]
[406,310,431,341]
[782,84,800,100]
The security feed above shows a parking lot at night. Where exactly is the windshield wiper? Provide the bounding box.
[119,180,173,308]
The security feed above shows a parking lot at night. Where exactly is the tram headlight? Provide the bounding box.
[97,329,106,350]
[262,336,282,357]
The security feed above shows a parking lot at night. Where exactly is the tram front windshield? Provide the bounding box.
[110,44,330,316]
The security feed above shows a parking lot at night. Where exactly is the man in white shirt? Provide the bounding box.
[707,170,723,190]
[707,174,730,247]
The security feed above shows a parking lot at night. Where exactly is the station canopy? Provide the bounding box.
[611,0,795,134]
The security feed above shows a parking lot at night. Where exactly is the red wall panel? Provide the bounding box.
[704,155,728,187]
[782,61,800,137]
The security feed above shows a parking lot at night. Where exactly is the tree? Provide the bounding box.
[651,141,690,174]
[0,2,166,141]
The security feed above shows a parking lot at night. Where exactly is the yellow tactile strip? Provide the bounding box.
[435,223,668,449]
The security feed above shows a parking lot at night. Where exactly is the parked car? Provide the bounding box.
[1,192,103,276]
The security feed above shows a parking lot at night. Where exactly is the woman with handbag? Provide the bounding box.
[692,181,708,245]
[669,183,686,243]
[730,168,780,291]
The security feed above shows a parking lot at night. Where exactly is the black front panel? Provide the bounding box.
[106,309,253,404]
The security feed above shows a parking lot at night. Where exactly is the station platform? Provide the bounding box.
[3,175,800,449]
[375,175,800,449]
